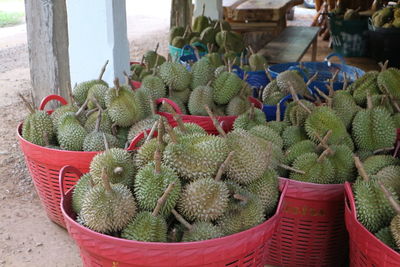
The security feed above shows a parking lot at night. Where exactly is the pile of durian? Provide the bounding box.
[372,4,400,28]
[71,112,281,242]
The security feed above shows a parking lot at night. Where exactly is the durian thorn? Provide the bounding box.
[154,42,160,53]
[313,86,332,107]
[373,146,394,155]
[264,64,274,81]
[157,117,165,147]
[317,148,332,163]
[205,105,227,137]
[75,98,89,117]
[102,132,110,150]
[123,71,132,86]
[98,60,109,80]
[215,151,235,181]
[154,147,162,174]
[165,122,178,144]
[366,92,373,109]
[113,166,123,175]
[353,156,370,182]
[377,180,400,215]
[233,193,248,203]
[95,109,102,132]
[88,176,95,188]
[279,164,305,175]
[342,73,348,91]
[111,122,118,136]
[306,72,319,86]
[171,208,192,230]
[42,132,50,147]
[201,3,206,16]
[163,101,186,132]
[101,168,113,193]
[248,45,255,55]
[276,103,281,122]
[152,182,175,217]
[18,93,35,114]
[113,78,121,97]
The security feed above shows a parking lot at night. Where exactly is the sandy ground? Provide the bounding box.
[0,1,378,267]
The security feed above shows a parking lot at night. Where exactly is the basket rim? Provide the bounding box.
[279,177,346,189]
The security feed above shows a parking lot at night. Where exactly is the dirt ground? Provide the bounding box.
[0,2,379,267]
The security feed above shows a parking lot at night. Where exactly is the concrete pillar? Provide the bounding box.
[66,0,130,87]
[193,0,223,20]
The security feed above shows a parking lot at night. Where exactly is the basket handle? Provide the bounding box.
[324,53,346,67]
[126,129,158,151]
[276,178,289,213]
[59,165,83,199]
[344,182,357,220]
[39,95,68,110]
[248,97,263,109]
[155,98,183,115]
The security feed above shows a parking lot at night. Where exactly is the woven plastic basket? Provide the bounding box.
[156,97,263,135]
[344,182,400,267]
[268,53,365,94]
[60,166,289,267]
[265,177,348,267]
[170,43,208,62]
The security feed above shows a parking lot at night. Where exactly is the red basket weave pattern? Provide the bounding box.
[60,166,288,267]
[344,182,400,267]
[265,178,348,267]
[155,98,263,135]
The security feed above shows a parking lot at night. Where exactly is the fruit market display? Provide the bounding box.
[372,4,400,28]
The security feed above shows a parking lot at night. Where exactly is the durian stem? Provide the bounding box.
[152,182,175,217]
[306,72,319,86]
[140,55,145,65]
[316,130,332,150]
[86,107,99,118]
[373,146,395,155]
[76,98,89,117]
[154,42,160,53]
[201,3,205,16]
[165,122,178,144]
[342,73,348,91]
[353,156,370,181]
[264,64,274,81]
[378,180,400,215]
[143,130,149,140]
[330,70,339,89]
[95,110,102,132]
[98,60,109,80]
[378,60,389,72]
[102,133,110,150]
[68,83,75,104]
[233,193,248,203]
[215,151,235,181]
[183,25,190,39]
[171,209,193,230]
[157,117,165,147]
[111,122,118,136]
[154,147,162,174]
[248,45,255,55]
[314,86,332,107]
[114,167,123,175]
[288,83,312,114]
[275,104,281,122]
[113,78,121,97]
[205,105,227,137]
[18,93,35,113]
[145,121,158,144]
[317,148,331,163]
[391,99,400,113]
[240,51,244,68]
[123,71,132,86]
[91,96,103,112]
[248,103,255,120]
[243,72,249,82]
[149,97,156,116]
[219,20,223,32]
[101,168,113,193]
[163,101,186,132]
[279,164,305,174]
[366,92,373,110]
[30,91,37,110]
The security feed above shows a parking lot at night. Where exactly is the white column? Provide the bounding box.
[193,0,223,20]
[67,0,130,86]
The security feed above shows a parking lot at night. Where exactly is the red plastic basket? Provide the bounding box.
[17,95,141,228]
[155,97,263,135]
[60,166,289,267]
[265,177,348,267]
[344,182,400,267]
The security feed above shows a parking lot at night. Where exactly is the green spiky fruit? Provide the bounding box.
[200,26,216,44]
[305,106,354,150]
[90,148,135,186]
[73,80,108,106]
[193,14,210,33]
[246,169,279,215]
[50,104,80,129]
[84,111,113,134]
[22,110,55,146]
[377,68,400,99]
[159,62,191,91]
[173,88,191,104]
[127,116,160,146]
[390,215,400,248]
[226,95,251,116]
[143,51,166,69]
[371,165,400,195]
[218,192,265,235]
[188,85,214,116]
[87,84,108,110]
[284,140,317,166]
[134,88,153,118]
[233,108,266,130]
[80,182,136,233]
[249,54,267,71]
[349,71,380,106]
[121,211,167,242]
[163,136,229,181]
[282,125,308,149]
[375,226,397,249]
[212,71,242,105]
[352,107,396,151]
[332,90,361,129]
[134,162,181,216]
[169,26,185,44]
[262,79,280,104]
[115,126,130,148]
[276,70,309,97]
[182,222,224,242]
[140,75,167,100]
[190,57,215,90]
[371,94,395,114]
[267,121,289,135]
[134,139,160,169]
[392,113,400,128]
[355,150,374,161]
[159,96,188,114]
[105,84,143,127]
[72,173,93,214]
[249,125,283,149]
[206,52,223,68]
[171,36,186,49]
[284,100,315,127]
[171,123,207,139]
[290,152,336,184]
[82,132,119,151]
[362,155,400,177]
[179,178,229,221]
[57,112,87,151]
[327,145,355,183]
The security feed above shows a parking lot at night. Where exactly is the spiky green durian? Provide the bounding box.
[22,110,55,147]
[171,123,207,139]
[105,82,143,127]
[140,75,167,100]
[72,173,93,214]
[169,26,185,44]
[127,116,159,146]
[158,96,188,114]
[84,110,113,134]
[82,132,119,151]
[276,70,309,97]
[80,180,136,233]
[73,79,108,106]
[115,126,130,148]
[393,113,400,128]
[362,155,400,177]
[134,138,160,169]
[249,54,267,71]
[206,52,223,68]
[233,107,266,130]
[134,88,153,118]
[305,106,354,150]
[87,83,108,110]
[267,121,289,135]
[284,140,317,166]
[352,107,396,151]
[375,227,397,249]
[327,145,355,183]
[192,6,210,33]
[173,88,191,104]
[246,169,279,215]
[249,125,283,149]
[212,71,242,105]
[262,79,280,104]
[50,104,81,128]
[178,178,229,221]
[143,50,166,69]
[89,148,135,186]
[188,85,215,116]
[200,26,216,44]
[290,151,336,184]
[391,215,400,249]
[182,222,224,242]
[372,165,400,195]
[284,100,315,127]
[282,125,308,149]
[190,58,215,89]
[332,90,361,129]
[159,62,191,91]
[226,95,251,116]
[134,162,181,216]
[121,211,167,242]
[349,71,380,106]
[57,112,87,151]
[377,68,400,99]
